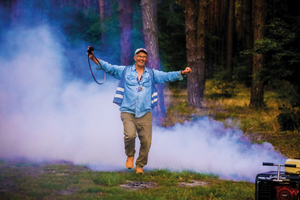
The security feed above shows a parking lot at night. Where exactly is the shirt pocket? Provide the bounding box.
[126,74,137,86]
[142,76,152,88]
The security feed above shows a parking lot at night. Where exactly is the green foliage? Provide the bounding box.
[206,55,253,98]
[53,7,102,46]
[207,70,236,99]
[232,64,250,85]
[263,18,300,73]
[269,80,300,105]
[277,105,300,131]
[51,2,122,64]
[242,17,300,83]
[157,1,186,73]
[270,80,300,132]
[240,16,300,110]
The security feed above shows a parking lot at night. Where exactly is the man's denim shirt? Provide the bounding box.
[98,60,183,118]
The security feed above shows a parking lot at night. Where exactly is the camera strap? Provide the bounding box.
[87,47,106,85]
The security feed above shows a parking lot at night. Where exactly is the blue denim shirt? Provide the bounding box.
[98,60,183,118]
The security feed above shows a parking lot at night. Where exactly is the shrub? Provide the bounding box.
[277,105,300,131]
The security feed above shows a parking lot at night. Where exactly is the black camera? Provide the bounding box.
[255,159,300,200]
[87,46,95,54]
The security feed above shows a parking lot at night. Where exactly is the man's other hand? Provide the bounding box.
[181,67,192,75]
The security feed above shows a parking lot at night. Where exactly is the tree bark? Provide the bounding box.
[206,0,220,76]
[185,0,207,108]
[226,0,234,80]
[185,0,198,107]
[141,0,165,123]
[11,0,24,25]
[249,0,266,109]
[98,0,106,45]
[235,0,244,42]
[83,0,91,10]
[206,0,215,75]
[244,0,253,87]
[221,0,229,64]
[196,0,207,104]
[99,0,104,20]
[119,0,133,65]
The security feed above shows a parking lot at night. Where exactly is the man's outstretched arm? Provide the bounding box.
[86,46,125,79]
[153,67,192,84]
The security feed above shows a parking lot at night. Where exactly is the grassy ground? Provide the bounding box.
[0,159,254,200]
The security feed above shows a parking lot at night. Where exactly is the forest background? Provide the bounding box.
[0,0,300,158]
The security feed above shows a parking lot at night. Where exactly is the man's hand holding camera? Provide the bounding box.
[87,46,99,64]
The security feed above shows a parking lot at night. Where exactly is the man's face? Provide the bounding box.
[134,52,148,68]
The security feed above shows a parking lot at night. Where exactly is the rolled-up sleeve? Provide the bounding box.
[153,70,183,84]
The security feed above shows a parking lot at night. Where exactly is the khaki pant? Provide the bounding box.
[121,112,152,168]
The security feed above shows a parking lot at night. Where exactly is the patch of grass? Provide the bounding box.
[165,80,300,158]
[163,88,199,126]
[147,169,178,186]
[0,160,255,200]
[80,186,104,193]
[93,172,127,186]
[269,132,300,158]
[211,81,284,133]
[177,170,219,180]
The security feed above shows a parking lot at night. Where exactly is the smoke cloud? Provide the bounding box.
[0,26,285,182]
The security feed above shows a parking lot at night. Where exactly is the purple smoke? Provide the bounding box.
[0,26,285,182]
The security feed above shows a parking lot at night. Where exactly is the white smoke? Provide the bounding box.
[149,120,285,181]
[0,26,285,182]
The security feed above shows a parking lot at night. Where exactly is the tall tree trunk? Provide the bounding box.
[235,0,244,53]
[226,0,235,80]
[185,0,198,107]
[196,0,207,103]
[141,0,165,123]
[0,1,10,27]
[34,0,46,26]
[119,0,133,65]
[221,0,229,65]
[83,0,90,10]
[215,0,221,67]
[185,0,207,108]
[244,0,253,87]
[99,0,106,45]
[99,0,104,20]
[249,0,266,109]
[206,0,215,77]
[11,0,23,25]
